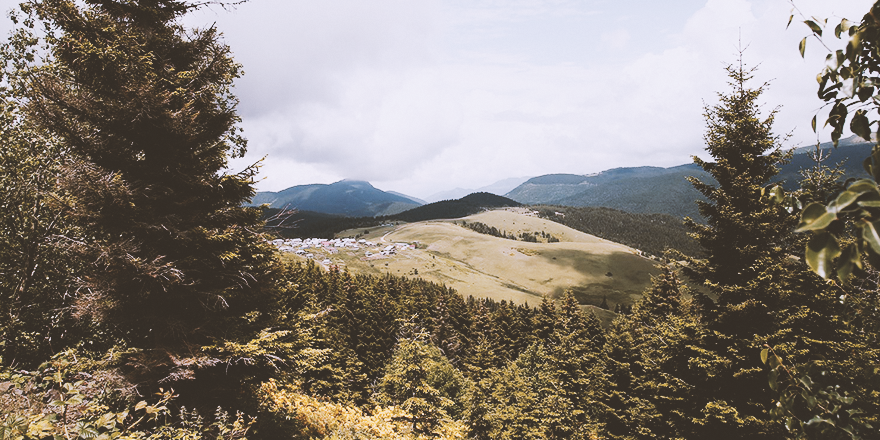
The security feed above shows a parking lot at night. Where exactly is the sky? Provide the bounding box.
[1,0,876,199]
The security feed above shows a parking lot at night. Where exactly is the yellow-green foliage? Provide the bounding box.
[257,379,466,440]
[0,350,253,439]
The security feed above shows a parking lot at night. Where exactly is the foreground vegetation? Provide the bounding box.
[1,1,879,439]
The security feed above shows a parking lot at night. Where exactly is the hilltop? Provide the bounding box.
[390,192,521,222]
[249,179,422,217]
[505,137,873,219]
[279,208,658,313]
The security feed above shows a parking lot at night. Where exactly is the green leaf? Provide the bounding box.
[872,148,880,182]
[862,219,880,255]
[811,115,817,132]
[805,20,822,36]
[850,110,871,141]
[787,14,794,30]
[847,179,878,194]
[829,190,859,213]
[796,202,837,232]
[769,368,779,391]
[760,348,769,364]
[858,85,874,102]
[837,243,861,283]
[806,232,841,278]
[767,185,784,203]
[799,37,807,58]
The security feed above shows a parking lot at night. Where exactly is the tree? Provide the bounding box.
[375,324,470,436]
[4,0,286,400]
[754,5,880,437]
[682,55,804,342]
[0,84,83,367]
[684,55,793,293]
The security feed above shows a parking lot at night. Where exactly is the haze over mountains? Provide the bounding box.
[250,136,872,220]
[249,179,421,217]
[504,137,871,219]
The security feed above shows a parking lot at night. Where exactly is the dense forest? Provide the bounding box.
[261,192,521,239]
[1,1,879,440]
[532,206,703,258]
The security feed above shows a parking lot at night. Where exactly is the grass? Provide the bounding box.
[289,208,659,310]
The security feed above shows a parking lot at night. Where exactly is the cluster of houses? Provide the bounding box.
[270,237,417,266]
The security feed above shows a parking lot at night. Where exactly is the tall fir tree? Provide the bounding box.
[11,0,282,395]
[683,56,795,315]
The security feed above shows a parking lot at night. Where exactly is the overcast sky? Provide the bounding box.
[2,0,875,199]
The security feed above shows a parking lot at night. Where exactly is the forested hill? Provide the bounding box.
[389,192,521,223]
[261,192,522,238]
[249,179,422,217]
[533,205,703,258]
[506,137,873,220]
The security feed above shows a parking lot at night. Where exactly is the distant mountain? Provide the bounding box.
[390,192,522,223]
[388,191,426,205]
[262,192,523,238]
[425,187,473,203]
[249,179,421,217]
[506,138,874,220]
[425,177,531,203]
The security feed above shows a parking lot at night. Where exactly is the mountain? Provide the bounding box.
[250,179,422,217]
[425,187,473,203]
[506,137,874,219]
[390,192,522,223]
[424,176,531,203]
[388,191,426,205]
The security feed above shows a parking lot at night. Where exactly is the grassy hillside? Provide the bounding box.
[533,205,703,258]
[299,209,659,309]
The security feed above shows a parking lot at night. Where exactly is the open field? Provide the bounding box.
[286,208,659,309]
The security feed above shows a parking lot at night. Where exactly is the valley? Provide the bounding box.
[278,208,658,320]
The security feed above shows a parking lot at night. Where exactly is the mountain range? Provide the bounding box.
[424,177,531,203]
[251,136,873,221]
[504,136,873,220]
[249,179,421,217]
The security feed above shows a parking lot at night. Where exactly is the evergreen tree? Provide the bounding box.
[11,0,282,397]
[683,56,795,319]
[375,324,470,435]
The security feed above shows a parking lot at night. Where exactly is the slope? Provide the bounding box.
[250,179,421,217]
[506,137,873,219]
[291,209,658,309]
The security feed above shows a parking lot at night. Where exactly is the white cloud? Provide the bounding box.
[2,0,876,199]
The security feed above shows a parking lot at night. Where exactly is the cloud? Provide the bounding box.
[3,0,875,199]
[600,28,630,50]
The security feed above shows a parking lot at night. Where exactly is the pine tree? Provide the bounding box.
[683,56,795,315]
[12,0,281,392]
[375,324,469,435]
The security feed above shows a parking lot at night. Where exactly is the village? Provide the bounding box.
[270,237,417,267]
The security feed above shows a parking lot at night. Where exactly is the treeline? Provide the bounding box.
[261,192,521,239]
[390,192,521,223]
[262,208,388,238]
[458,220,560,243]
[534,205,704,257]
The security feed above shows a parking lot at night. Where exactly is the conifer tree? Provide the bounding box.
[11,0,281,391]
[375,324,469,435]
[683,56,795,319]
